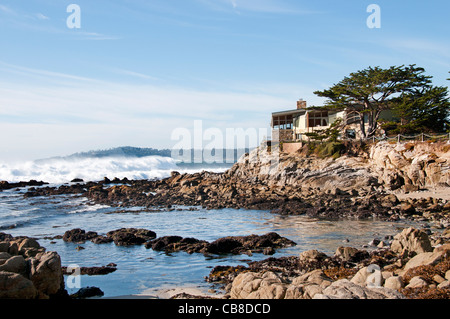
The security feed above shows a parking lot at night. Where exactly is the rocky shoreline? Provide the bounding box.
[204,226,450,299]
[17,141,450,225]
[1,141,449,299]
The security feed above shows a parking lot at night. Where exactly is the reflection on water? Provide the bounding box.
[0,189,423,297]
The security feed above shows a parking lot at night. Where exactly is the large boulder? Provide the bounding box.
[390,227,433,256]
[230,269,334,300]
[403,249,449,272]
[29,251,64,297]
[0,235,67,299]
[0,271,39,299]
[313,279,405,299]
[230,271,290,299]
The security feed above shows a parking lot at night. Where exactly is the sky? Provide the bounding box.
[0,0,449,161]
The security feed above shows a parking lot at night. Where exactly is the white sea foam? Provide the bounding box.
[0,156,180,183]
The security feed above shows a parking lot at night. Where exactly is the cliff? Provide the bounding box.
[228,141,450,195]
[369,142,450,191]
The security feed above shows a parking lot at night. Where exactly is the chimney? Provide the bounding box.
[297,99,307,109]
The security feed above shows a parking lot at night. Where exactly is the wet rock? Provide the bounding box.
[62,264,117,276]
[145,232,295,256]
[62,229,98,243]
[106,228,156,246]
[206,238,243,255]
[70,286,104,299]
[90,235,113,244]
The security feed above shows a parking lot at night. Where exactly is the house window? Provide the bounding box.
[273,114,294,130]
[308,111,329,128]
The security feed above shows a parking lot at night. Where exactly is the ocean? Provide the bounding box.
[0,153,420,298]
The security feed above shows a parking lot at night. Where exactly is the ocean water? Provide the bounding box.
[0,155,421,297]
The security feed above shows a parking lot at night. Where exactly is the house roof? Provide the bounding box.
[271,109,305,117]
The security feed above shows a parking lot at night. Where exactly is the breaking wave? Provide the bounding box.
[0,156,180,183]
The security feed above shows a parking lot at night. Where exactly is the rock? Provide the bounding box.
[18,240,44,258]
[207,238,243,255]
[384,276,403,290]
[62,264,117,276]
[390,227,433,256]
[433,274,446,284]
[334,247,359,262]
[18,238,40,251]
[446,270,450,281]
[403,250,448,271]
[90,236,113,244]
[106,228,156,246]
[400,203,416,215]
[63,229,98,243]
[313,279,405,299]
[368,239,381,247]
[405,276,428,289]
[0,271,39,299]
[230,271,288,299]
[350,266,385,287]
[263,247,275,255]
[292,269,332,288]
[0,255,27,277]
[70,286,104,298]
[437,280,450,289]
[0,252,12,263]
[299,250,327,262]
[377,241,386,248]
[0,235,67,299]
[381,194,399,207]
[434,243,450,254]
[29,251,64,297]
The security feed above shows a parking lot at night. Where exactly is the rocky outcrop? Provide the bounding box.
[21,141,449,223]
[216,227,450,300]
[369,142,450,190]
[0,233,66,299]
[62,228,156,246]
[60,228,296,256]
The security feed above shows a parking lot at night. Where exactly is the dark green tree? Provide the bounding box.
[392,86,450,133]
[314,65,432,138]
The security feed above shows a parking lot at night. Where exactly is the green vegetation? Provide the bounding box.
[314,65,450,137]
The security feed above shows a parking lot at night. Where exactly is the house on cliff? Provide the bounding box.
[271,99,392,142]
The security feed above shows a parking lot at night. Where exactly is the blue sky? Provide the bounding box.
[0,0,449,161]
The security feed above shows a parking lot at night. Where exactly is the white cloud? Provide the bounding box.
[35,13,49,20]
[0,4,14,14]
[0,62,305,160]
[198,0,318,15]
